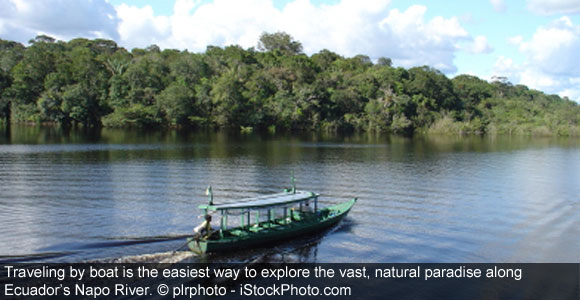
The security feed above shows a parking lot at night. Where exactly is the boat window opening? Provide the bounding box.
[204,192,323,233]
[254,211,260,227]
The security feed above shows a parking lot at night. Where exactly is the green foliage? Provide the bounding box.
[0,39,25,73]
[10,38,60,112]
[377,57,392,67]
[2,33,579,135]
[211,70,247,127]
[452,74,492,107]
[391,113,413,135]
[60,84,102,125]
[101,104,160,128]
[257,32,303,55]
[157,82,193,126]
[38,90,64,122]
[407,66,460,111]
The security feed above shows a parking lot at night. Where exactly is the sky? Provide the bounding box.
[1,0,580,101]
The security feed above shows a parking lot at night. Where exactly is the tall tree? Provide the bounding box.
[10,36,62,121]
[257,32,303,55]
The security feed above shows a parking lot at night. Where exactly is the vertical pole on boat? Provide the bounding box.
[247,210,251,227]
[224,212,228,231]
[291,172,296,194]
[204,185,213,218]
[220,210,225,238]
[314,196,318,212]
[206,185,213,206]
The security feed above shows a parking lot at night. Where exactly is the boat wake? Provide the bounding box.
[0,234,194,263]
[77,234,192,250]
[0,251,75,263]
[90,250,198,264]
[0,219,349,264]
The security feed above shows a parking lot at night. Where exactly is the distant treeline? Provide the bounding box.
[1,32,579,135]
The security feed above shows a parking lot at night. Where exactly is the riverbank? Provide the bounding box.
[425,116,580,137]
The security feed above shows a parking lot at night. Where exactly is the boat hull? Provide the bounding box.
[187,198,356,254]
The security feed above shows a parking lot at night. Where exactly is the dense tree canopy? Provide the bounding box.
[0,33,579,136]
[257,32,303,55]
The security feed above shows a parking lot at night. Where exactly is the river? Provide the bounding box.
[0,126,578,263]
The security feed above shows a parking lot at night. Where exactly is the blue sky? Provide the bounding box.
[1,0,580,101]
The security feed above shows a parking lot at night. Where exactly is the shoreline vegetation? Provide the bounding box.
[1,32,579,136]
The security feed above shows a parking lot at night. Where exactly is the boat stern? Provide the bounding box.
[186,237,207,254]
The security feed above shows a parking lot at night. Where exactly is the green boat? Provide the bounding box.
[186,184,357,254]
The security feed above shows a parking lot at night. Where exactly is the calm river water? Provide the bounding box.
[0,126,578,263]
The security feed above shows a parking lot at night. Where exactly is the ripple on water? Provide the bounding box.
[0,136,579,262]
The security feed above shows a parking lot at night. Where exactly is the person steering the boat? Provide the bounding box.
[193,214,212,239]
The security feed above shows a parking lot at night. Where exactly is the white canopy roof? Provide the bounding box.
[200,190,317,211]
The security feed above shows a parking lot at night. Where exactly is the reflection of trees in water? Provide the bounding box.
[2,121,10,142]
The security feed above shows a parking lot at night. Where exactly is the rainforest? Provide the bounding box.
[1,32,579,136]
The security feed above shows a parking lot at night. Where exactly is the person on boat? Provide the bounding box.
[193,214,212,239]
[300,201,313,213]
[289,201,312,221]
[289,207,297,222]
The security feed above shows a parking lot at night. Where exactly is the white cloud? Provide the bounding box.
[0,0,16,18]
[170,0,280,50]
[519,17,580,76]
[492,56,518,80]
[464,35,493,54]
[115,1,476,74]
[115,0,281,50]
[507,35,524,45]
[0,0,119,42]
[490,0,506,12]
[282,0,392,58]
[559,87,580,100]
[493,17,580,101]
[527,0,580,15]
[286,3,471,72]
[116,3,170,49]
